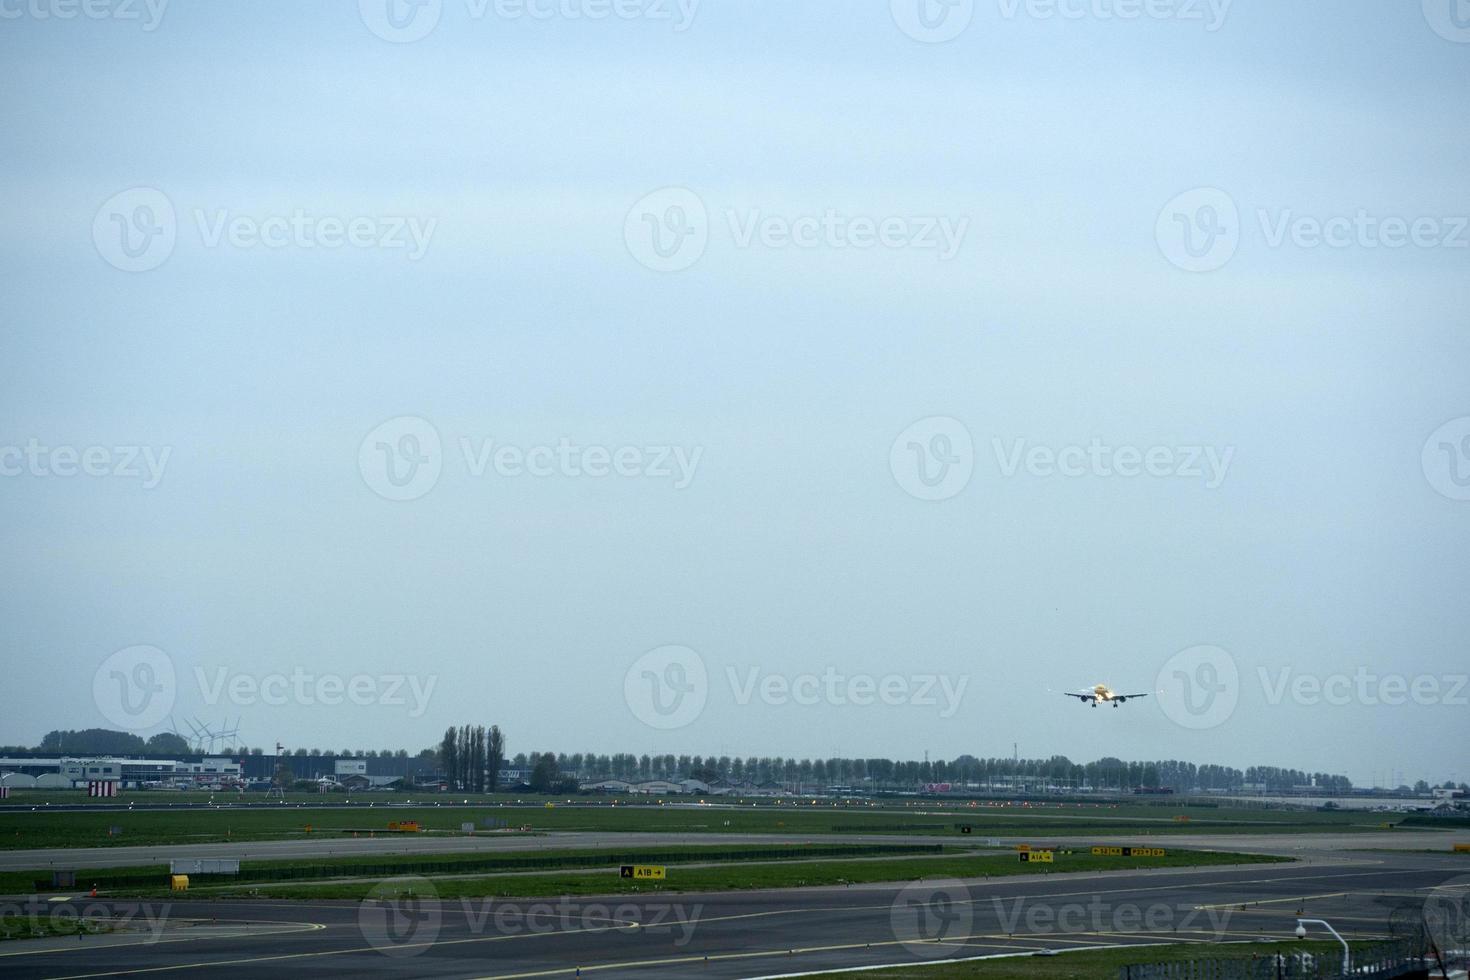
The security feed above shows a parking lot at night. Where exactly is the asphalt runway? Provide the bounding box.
[1,828,1462,871]
[1,849,1465,978]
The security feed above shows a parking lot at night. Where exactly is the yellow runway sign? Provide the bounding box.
[620,865,666,880]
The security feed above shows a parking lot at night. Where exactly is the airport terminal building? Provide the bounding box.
[0,755,243,790]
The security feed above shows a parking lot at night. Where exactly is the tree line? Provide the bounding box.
[8,729,1464,796]
[438,724,505,792]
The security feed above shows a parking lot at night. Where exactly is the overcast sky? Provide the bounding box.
[1,1,1466,788]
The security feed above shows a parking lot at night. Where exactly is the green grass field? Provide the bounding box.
[0,797,1401,850]
[0,841,954,894]
[0,914,113,942]
[190,848,1284,901]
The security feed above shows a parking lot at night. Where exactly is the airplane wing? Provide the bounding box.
[1118,693,1150,699]
[1062,692,1097,702]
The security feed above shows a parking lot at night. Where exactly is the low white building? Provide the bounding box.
[628,779,684,795]
[0,756,242,789]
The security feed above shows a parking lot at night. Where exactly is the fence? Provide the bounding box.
[1119,939,1426,980]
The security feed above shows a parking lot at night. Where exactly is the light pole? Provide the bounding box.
[1296,918,1349,975]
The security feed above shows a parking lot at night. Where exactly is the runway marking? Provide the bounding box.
[467,926,1349,979]
[1194,891,1352,909]
[18,864,1434,977]
[0,920,325,959]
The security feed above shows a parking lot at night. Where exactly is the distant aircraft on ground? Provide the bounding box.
[1063,684,1151,707]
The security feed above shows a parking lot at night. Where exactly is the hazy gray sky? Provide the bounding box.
[1,1,1466,788]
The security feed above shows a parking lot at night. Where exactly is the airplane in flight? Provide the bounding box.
[1063,684,1151,707]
